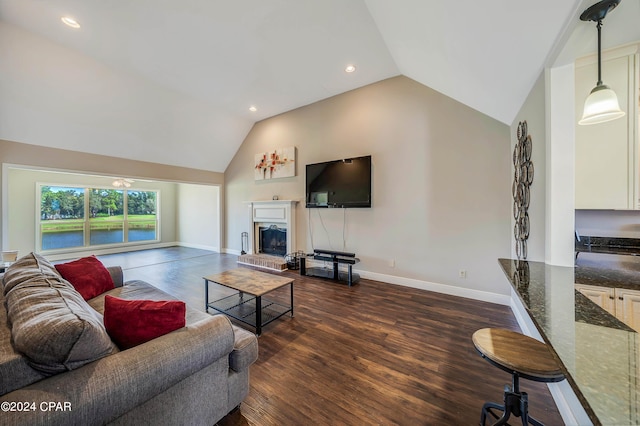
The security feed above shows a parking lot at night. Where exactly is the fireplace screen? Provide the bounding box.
[259,225,287,256]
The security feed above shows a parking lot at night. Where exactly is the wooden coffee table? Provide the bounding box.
[204,268,294,335]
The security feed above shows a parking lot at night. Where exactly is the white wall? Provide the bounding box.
[5,167,177,258]
[177,183,221,251]
[545,64,577,267]
[225,76,513,297]
[510,72,547,262]
[575,210,640,238]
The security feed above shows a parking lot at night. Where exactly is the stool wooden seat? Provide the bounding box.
[472,328,564,426]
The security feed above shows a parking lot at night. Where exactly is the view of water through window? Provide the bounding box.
[40,186,158,250]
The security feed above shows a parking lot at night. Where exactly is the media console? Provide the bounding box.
[300,249,360,286]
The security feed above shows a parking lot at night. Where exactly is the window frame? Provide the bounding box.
[37,183,160,254]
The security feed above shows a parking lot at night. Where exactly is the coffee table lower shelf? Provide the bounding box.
[206,293,291,335]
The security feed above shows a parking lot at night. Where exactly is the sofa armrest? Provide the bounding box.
[0,314,235,426]
[230,325,258,372]
[107,266,123,288]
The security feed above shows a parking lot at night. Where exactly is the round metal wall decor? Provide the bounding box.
[513,121,533,260]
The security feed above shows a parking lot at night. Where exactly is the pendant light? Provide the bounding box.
[578,0,625,126]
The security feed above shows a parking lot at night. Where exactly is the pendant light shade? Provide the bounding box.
[579,83,625,125]
[578,0,625,126]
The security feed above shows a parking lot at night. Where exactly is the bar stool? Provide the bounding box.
[472,328,565,426]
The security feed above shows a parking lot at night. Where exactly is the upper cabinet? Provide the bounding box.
[575,44,639,210]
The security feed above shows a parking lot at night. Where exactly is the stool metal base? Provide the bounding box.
[480,374,544,426]
[481,386,543,426]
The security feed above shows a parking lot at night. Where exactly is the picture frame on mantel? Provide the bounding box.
[255,146,296,181]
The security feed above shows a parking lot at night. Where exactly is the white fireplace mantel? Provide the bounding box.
[245,200,298,255]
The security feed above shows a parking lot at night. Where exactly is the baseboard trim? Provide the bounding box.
[176,242,220,252]
[219,249,511,305]
[357,270,511,306]
[547,381,593,426]
[44,241,176,261]
[509,290,539,337]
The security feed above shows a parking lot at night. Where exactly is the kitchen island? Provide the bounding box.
[499,256,640,426]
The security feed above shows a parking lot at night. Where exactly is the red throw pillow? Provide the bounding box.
[55,256,115,300]
[103,295,186,349]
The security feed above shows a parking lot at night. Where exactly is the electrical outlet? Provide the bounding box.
[389,259,396,268]
[459,269,467,279]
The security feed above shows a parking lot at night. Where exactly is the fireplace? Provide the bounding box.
[245,200,298,256]
[259,225,287,256]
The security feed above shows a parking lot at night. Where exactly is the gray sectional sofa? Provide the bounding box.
[0,253,258,426]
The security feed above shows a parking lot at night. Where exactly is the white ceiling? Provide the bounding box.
[2,0,630,173]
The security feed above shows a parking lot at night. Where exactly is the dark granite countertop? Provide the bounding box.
[576,236,640,256]
[499,257,640,426]
[574,251,640,290]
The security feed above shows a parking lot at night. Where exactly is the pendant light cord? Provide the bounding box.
[596,19,603,86]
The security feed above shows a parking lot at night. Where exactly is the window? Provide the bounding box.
[40,186,85,250]
[89,189,124,245]
[126,191,157,242]
[39,185,159,251]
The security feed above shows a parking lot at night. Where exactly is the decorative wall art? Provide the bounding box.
[513,121,534,260]
[254,147,296,181]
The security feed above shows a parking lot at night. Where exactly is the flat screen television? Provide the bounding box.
[305,155,372,208]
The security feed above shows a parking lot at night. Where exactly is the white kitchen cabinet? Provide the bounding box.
[575,44,639,210]
[616,288,640,332]
[575,283,616,316]
[575,284,640,332]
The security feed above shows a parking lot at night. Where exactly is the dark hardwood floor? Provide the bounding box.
[96,247,564,425]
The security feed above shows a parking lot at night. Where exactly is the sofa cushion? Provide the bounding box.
[2,251,60,295]
[54,255,115,300]
[3,252,117,374]
[0,289,47,396]
[104,295,186,349]
[88,280,208,326]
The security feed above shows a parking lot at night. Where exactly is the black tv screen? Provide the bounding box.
[305,155,372,208]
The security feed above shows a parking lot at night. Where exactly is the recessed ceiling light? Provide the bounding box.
[61,16,80,29]
[249,105,257,112]
[345,65,356,73]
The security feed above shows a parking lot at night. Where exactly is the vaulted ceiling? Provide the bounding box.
[1,0,637,173]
